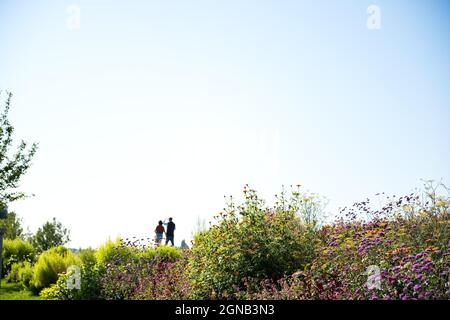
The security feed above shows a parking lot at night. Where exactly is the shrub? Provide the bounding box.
[146,245,182,260]
[188,185,321,299]
[4,260,36,291]
[47,241,186,300]
[244,185,450,300]
[132,251,192,300]
[78,248,97,267]
[44,263,101,300]
[45,239,137,300]
[18,261,34,291]
[1,238,35,276]
[95,238,137,268]
[99,248,189,300]
[6,261,25,283]
[93,238,185,300]
[39,285,58,300]
[31,246,81,293]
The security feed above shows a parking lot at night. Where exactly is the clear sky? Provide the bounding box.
[0,0,449,248]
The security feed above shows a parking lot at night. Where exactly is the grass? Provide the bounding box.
[0,279,42,300]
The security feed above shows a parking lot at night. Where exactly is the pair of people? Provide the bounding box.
[155,217,175,246]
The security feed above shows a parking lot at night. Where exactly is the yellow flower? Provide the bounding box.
[436,200,450,207]
[402,204,413,212]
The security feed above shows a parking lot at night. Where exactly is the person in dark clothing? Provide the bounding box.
[164,217,176,246]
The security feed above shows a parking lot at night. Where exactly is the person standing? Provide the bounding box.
[155,220,165,245]
[164,217,176,246]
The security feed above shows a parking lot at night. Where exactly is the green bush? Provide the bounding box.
[1,238,35,276]
[95,238,137,267]
[18,261,34,291]
[39,284,59,300]
[6,261,25,283]
[46,239,135,300]
[138,245,182,260]
[45,263,102,300]
[31,246,81,293]
[38,247,102,300]
[5,260,35,291]
[189,185,320,298]
[78,248,97,267]
[47,241,184,300]
[155,245,182,259]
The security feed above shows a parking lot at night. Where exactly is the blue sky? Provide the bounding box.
[0,0,449,248]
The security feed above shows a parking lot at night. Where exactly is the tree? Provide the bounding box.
[32,218,70,252]
[0,91,38,205]
[0,211,23,239]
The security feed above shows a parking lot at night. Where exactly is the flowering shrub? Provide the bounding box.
[98,243,189,300]
[44,238,187,300]
[132,251,192,300]
[235,184,450,300]
[188,185,321,299]
[379,245,449,299]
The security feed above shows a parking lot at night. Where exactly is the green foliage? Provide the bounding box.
[0,211,23,239]
[97,244,186,300]
[78,248,96,267]
[39,284,58,300]
[17,261,34,290]
[1,238,35,276]
[34,246,103,300]
[31,218,70,252]
[31,246,80,293]
[40,240,127,300]
[40,239,187,300]
[4,259,35,291]
[0,91,38,203]
[189,185,321,298]
[44,263,101,300]
[156,245,182,259]
[49,241,185,300]
[95,238,134,267]
[45,240,183,300]
[5,261,25,283]
[139,245,182,260]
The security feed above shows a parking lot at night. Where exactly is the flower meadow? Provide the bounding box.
[5,183,449,300]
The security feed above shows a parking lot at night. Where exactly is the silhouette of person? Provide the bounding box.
[155,220,165,245]
[164,217,176,246]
